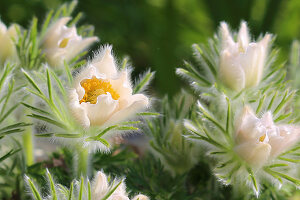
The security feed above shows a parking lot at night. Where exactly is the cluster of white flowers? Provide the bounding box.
[91,171,148,200]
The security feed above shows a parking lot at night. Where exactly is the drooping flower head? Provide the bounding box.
[0,20,18,64]
[69,45,149,128]
[42,17,98,67]
[219,21,271,91]
[235,106,300,167]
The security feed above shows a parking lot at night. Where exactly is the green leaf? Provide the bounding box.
[101,180,123,200]
[46,169,57,200]
[26,176,42,200]
[133,70,155,94]
[68,181,74,200]
[0,149,21,163]
[22,70,43,94]
[28,114,67,129]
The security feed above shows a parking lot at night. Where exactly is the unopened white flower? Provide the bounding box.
[0,20,17,64]
[92,171,109,199]
[132,194,149,200]
[69,45,149,129]
[219,21,271,91]
[42,17,98,67]
[92,171,135,200]
[234,106,300,167]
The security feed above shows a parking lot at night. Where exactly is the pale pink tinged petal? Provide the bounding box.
[108,195,129,200]
[74,66,97,94]
[132,194,149,200]
[104,94,149,126]
[43,17,71,45]
[239,43,262,87]
[220,22,235,48]
[235,142,271,166]
[93,46,118,78]
[219,50,245,91]
[269,126,300,157]
[64,36,98,61]
[259,34,271,49]
[110,71,133,99]
[235,106,259,142]
[261,112,274,128]
[113,182,127,196]
[7,24,18,39]
[69,89,90,128]
[86,94,119,126]
[238,21,250,50]
[92,171,109,200]
[0,21,7,33]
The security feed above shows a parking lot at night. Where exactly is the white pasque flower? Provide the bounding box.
[0,20,17,63]
[42,17,98,67]
[234,106,300,167]
[219,21,271,91]
[92,171,149,200]
[69,46,149,128]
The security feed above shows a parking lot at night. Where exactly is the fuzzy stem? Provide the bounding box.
[77,147,89,178]
[23,127,34,166]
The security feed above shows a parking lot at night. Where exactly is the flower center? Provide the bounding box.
[59,38,69,48]
[259,134,266,142]
[79,76,120,104]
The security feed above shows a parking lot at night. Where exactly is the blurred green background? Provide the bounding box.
[0,0,299,95]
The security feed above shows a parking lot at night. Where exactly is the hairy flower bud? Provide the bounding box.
[234,106,300,167]
[42,17,98,67]
[0,20,17,64]
[219,21,271,91]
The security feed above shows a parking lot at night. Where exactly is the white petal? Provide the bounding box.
[92,46,118,78]
[92,171,109,200]
[220,22,235,49]
[235,142,271,167]
[43,17,71,46]
[108,195,129,200]
[64,36,98,61]
[69,89,90,128]
[238,21,250,51]
[269,126,300,157]
[235,106,259,142]
[110,71,132,99]
[104,94,149,126]
[85,94,119,126]
[132,194,149,200]
[239,43,263,87]
[261,112,274,128]
[219,50,246,91]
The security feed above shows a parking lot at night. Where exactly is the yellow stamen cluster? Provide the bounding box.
[79,76,120,104]
[259,134,266,142]
[59,38,69,48]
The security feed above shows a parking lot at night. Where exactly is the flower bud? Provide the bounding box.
[42,17,98,67]
[0,20,17,64]
[132,194,149,200]
[219,21,271,91]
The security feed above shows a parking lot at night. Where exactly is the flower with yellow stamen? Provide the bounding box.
[42,17,98,67]
[69,45,149,128]
[234,106,300,167]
